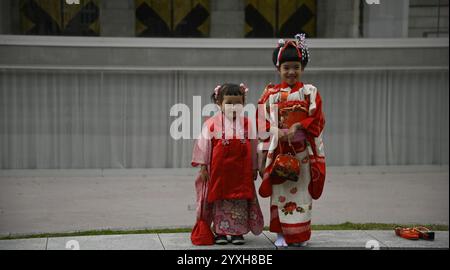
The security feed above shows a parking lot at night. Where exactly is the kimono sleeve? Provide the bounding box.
[251,139,258,170]
[191,121,212,167]
[249,120,258,171]
[304,88,326,200]
[300,89,325,137]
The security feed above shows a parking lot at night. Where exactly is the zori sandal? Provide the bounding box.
[414,226,435,241]
[395,227,419,240]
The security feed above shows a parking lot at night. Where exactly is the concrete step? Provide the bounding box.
[0,230,448,250]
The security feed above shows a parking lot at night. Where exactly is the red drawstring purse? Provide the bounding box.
[259,138,301,198]
[191,176,214,246]
[269,140,301,183]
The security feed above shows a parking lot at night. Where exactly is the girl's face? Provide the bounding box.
[220,95,244,120]
[279,61,303,86]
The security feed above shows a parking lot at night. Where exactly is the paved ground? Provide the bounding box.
[0,166,448,237]
[0,230,448,250]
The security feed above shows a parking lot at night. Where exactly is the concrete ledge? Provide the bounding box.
[1,37,448,70]
[1,36,448,49]
[0,238,47,250]
[263,231,390,250]
[159,233,276,250]
[0,231,448,250]
[46,234,163,250]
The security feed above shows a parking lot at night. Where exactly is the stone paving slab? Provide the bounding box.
[0,230,448,250]
[308,231,389,250]
[158,233,276,250]
[46,234,164,250]
[0,238,47,250]
[263,231,389,250]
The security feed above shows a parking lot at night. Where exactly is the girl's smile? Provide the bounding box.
[279,61,303,87]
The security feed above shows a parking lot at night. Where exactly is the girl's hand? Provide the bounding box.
[287,123,302,143]
[200,165,209,182]
[258,168,265,179]
[258,151,267,179]
[278,128,288,142]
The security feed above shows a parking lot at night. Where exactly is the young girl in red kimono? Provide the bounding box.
[257,34,326,247]
[192,83,264,245]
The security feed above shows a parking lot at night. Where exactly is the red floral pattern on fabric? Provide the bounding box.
[281,201,306,215]
[281,202,297,215]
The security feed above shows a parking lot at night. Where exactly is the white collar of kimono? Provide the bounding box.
[280,86,292,92]
[216,112,246,139]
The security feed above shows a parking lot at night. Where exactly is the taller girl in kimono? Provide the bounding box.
[257,34,326,247]
[192,83,264,245]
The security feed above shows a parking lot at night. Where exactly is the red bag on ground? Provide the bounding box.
[191,175,214,245]
[191,220,214,245]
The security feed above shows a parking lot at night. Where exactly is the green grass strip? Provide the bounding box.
[1,222,447,240]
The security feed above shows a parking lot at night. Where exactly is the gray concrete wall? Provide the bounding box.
[363,0,410,38]
[2,0,20,35]
[99,0,246,37]
[0,0,11,34]
[101,0,135,37]
[1,0,137,36]
[317,0,360,38]
[10,0,20,35]
[210,0,245,38]
[409,0,449,37]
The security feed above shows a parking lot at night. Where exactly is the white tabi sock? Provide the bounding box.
[275,233,288,247]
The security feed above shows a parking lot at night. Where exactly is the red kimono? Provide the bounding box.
[257,81,326,243]
[192,113,264,236]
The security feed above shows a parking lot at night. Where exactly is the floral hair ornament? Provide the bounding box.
[295,33,310,63]
[239,83,249,95]
[214,84,222,100]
